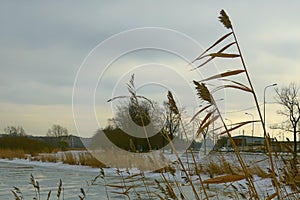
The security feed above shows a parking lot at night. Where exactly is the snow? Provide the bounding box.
[0,158,100,173]
[0,151,299,199]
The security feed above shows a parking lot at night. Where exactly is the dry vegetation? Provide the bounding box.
[0,149,25,160]
[38,154,58,163]
[7,9,300,199]
[28,151,106,168]
[10,152,299,199]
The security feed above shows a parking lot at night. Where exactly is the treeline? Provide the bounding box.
[0,124,85,155]
[91,128,172,152]
[0,135,85,156]
[0,136,55,155]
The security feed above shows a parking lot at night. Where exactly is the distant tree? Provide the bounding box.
[107,74,171,151]
[47,125,69,150]
[4,126,26,136]
[47,124,68,138]
[275,82,300,153]
[113,100,153,130]
[216,136,229,149]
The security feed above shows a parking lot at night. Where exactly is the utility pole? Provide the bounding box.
[263,83,277,136]
[245,112,254,151]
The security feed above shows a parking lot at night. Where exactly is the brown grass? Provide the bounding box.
[249,165,271,178]
[207,162,223,177]
[0,149,25,159]
[61,152,77,165]
[204,157,238,178]
[39,154,58,163]
[35,151,107,168]
[78,152,106,168]
[7,9,300,199]
[87,150,171,170]
[202,174,246,184]
[279,155,300,191]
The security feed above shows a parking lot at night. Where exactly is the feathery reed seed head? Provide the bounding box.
[193,81,212,104]
[219,9,232,29]
[167,91,179,115]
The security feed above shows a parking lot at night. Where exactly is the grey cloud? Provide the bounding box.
[1,1,300,135]
[0,82,71,105]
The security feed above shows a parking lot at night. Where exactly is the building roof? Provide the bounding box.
[232,135,274,141]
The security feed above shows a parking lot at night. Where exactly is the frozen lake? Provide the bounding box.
[0,158,171,199]
[1,152,298,199]
[0,160,115,199]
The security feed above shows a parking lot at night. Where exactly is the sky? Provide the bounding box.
[1,1,300,139]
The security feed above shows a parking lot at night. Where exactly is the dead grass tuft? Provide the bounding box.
[78,152,106,168]
[249,165,271,178]
[279,156,300,190]
[153,165,176,175]
[39,154,58,163]
[61,152,77,165]
[0,149,25,159]
[205,157,239,178]
[203,174,246,184]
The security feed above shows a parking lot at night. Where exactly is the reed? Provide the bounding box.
[11,175,63,200]
[78,152,106,168]
[189,9,285,199]
[61,152,77,165]
[0,149,25,160]
[9,9,300,199]
[41,154,58,163]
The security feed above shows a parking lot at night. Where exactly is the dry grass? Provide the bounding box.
[249,165,271,178]
[38,154,58,163]
[61,152,77,165]
[207,162,224,177]
[7,9,300,199]
[34,151,107,168]
[201,156,238,178]
[89,150,170,170]
[78,152,106,168]
[202,174,246,184]
[28,151,106,168]
[197,153,274,179]
[278,155,300,191]
[0,149,25,160]
[8,149,300,199]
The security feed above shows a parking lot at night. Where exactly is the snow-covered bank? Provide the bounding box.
[0,158,100,173]
[1,151,299,199]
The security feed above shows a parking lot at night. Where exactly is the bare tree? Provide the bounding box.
[4,126,26,136]
[113,100,152,129]
[275,82,300,152]
[47,124,68,138]
[111,100,165,134]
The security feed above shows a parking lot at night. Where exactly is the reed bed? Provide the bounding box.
[27,151,106,168]
[9,151,300,199]
[0,149,25,160]
[9,9,300,199]
[38,154,58,163]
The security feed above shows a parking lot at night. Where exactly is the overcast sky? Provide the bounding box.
[1,1,300,138]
